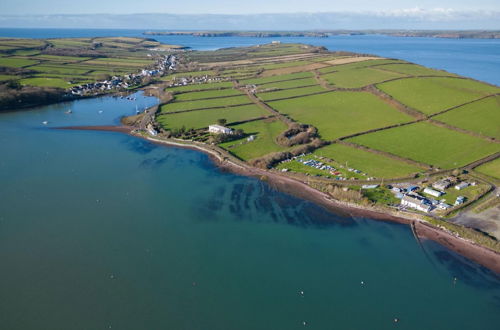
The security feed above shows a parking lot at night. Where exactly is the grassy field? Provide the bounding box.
[348,122,500,169]
[157,104,269,130]
[377,63,456,77]
[0,57,38,68]
[258,86,327,101]
[474,158,500,180]
[322,67,405,88]
[239,72,313,85]
[433,96,500,139]
[257,77,318,90]
[174,88,243,101]
[160,95,252,113]
[166,81,234,93]
[377,77,500,115]
[313,143,423,178]
[318,59,405,74]
[19,77,77,88]
[219,118,288,160]
[268,91,414,140]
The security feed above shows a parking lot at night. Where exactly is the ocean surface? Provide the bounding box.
[0,30,499,329]
[1,28,500,86]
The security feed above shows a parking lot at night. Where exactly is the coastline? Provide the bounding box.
[59,124,500,274]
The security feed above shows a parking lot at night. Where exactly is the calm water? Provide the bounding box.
[1,28,500,86]
[0,30,499,329]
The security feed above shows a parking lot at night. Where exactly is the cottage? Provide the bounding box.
[423,187,444,198]
[455,182,469,190]
[208,124,233,135]
[400,194,432,213]
[455,196,466,206]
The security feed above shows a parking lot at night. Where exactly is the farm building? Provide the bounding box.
[208,125,233,135]
[432,179,452,191]
[400,195,432,213]
[423,187,444,197]
[455,196,466,205]
[455,182,470,190]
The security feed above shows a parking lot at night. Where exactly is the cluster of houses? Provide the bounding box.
[70,55,177,96]
[394,178,474,213]
[168,74,227,88]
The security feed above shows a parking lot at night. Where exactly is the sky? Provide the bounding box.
[1,0,499,15]
[0,1,499,29]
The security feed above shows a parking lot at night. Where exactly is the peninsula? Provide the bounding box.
[125,42,500,270]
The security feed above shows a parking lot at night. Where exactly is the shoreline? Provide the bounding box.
[58,124,500,274]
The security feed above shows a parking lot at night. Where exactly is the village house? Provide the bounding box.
[423,187,444,198]
[400,194,432,213]
[208,124,233,135]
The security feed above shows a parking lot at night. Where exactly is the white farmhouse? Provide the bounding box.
[401,195,432,213]
[208,124,233,135]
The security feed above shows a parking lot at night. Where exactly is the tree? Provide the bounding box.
[216,118,227,126]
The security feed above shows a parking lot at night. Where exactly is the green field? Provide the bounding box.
[160,95,252,113]
[377,77,500,115]
[258,86,327,101]
[0,57,38,68]
[377,63,455,77]
[268,91,414,140]
[166,81,234,93]
[258,77,318,90]
[26,65,91,75]
[474,158,500,180]
[322,67,405,88]
[318,59,405,74]
[19,77,76,88]
[219,118,288,160]
[348,122,500,169]
[433,96,500,139]
[174,88,243,101]
[0,74,17,81]
[157,104,269,130]
[239,72,313,85]
[313,143,423,178]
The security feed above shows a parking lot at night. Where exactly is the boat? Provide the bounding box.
[65,109,72,114]
[42,121,48,125]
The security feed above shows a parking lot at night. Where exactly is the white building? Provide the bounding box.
[455,182,469,190]
[401,195,432,213]
[423,187,444,198]
[208,124,233,135]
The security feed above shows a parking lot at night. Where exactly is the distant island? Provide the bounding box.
[144,30,500,39]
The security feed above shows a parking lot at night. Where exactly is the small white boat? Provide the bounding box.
[98,110,103,114]
[42,121,48,125]
[65,109,72,114]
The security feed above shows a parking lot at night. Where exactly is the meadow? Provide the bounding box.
[268,91,414,140]
[157,104,269,131]
[257,86,327,101]
[377,63,456,77]
[377,77,500,115]
[219,118,288,160]
[348,122,500,169]
[239,72,313,85]
[433,96,500,139]
[474,158,500,180]
[166,81,234,93]
[160,95,252,113]
[174,88,243,101]
[322,67,405,88]
[257,77,318,90]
